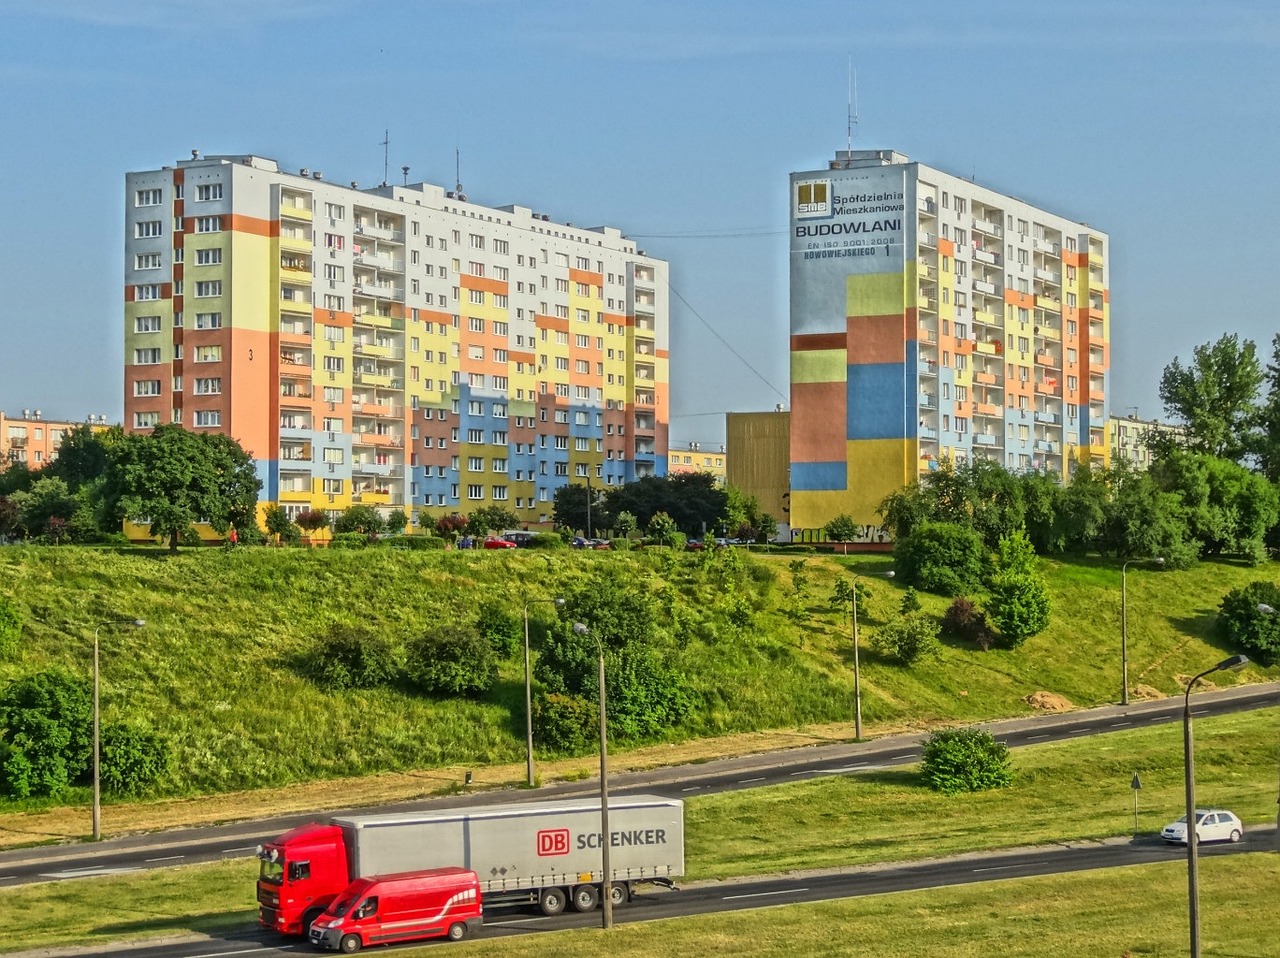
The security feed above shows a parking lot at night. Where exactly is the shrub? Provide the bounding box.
[330,531,371,549]
[302,625,401,690]
[100,724,171,795]
[334,505,386,536]
[898,587,922,615]
[476,601,523,659]
[920,727,1013,795]
[601,644,696,741]
[985,530,1051,646]
[404,624,496,696]
[296,509,329,534]
[0,596,21,659]
[0,668,92,790]
[894,521,986,595]
[389,535,446,550]
[870,613,942,665]
[942,597,994,650]
[1217,581,1280,665]
[532,692,596,753]
[529,532,567,550]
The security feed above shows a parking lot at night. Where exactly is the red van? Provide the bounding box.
[308,867,482,952]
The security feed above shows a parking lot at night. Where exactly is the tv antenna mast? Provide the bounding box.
[846,57,859,152]
[455,148,466,201]
[380,129,390,186]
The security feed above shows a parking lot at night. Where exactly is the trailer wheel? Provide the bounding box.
[447,921,469,941]
[571,883,599,912]
[538,886,567,916]
[607,881,629,907]
[339,934,362,953]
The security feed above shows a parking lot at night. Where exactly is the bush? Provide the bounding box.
[870,613,942,665]
[330,531,371,550]
[302,625,401,690]
[334,505,386,536]
[100,724,171,795]
[894,521,986,595]
[404,624,496,696]
[476,601,523,659]
[0,667,92,790]
[389,535,446,550]
[985,530,1051,646]
[898,587,922,615]
[0,596,21,659]
[529,532,568,550]
[532,692,596,753]
[920,727,1013,795]
[942,597,994,650]
[1217,581,1280,665]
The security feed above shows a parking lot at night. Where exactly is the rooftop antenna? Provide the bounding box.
[380,129,390,187]
[401,165,410,186]
[455,148,466,202]
[846,57,859,152]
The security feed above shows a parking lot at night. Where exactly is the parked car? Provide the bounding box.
[685,539,704,551]
[482,536,517,550]
[1160,809,1244,845]
[589,538,612,550]
[500,531,534,548]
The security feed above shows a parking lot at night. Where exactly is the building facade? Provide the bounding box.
[124,154,669,526]
[2,411,110,471]
[725,411,791,536]
[1110,413,1184,471]
[789,149,1111,539]
[666,441,726,484]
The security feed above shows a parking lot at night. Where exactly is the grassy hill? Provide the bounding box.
[0,545,1275,811]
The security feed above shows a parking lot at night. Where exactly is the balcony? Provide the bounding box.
[974,433,1000,446]
[1035,351,1060,368]
[973,309,999,329]
[352,460,404,477]
[975,371,997,385]
[279,486,313,502]
[1035,381,1060,396]
[281,385,314,404]
[353,251,404,272]
[1035,439,1058,453]
[1034,268,1061,284]
[353,311,404,331]
[353,369,395,388]
[279,349,311,369]
[918,296,935,312]
[353,282,403,301]
[353,341,405,360]
[973,279,1000,296]
[975,340,1000,356]
[353,431,404,448]
[919,426,938,440]
[1089,350,1106,369]
[919,393,937,408]
[279,231,311,253]
[1035,295,1062,312]
[918,231,937,248]
[919,360,938,376]
[917,261,937,280]
[973,248,1001,266]
[1034,237,1061,255]
[918,197,937,214]
[354,221,405,243]
[975,402,1000,418]
[1034,410,1061,425]
[972,218,1003,237]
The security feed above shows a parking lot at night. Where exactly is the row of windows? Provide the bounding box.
[133,409,221,428]
[133,345,222,365]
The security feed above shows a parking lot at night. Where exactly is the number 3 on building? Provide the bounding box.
[248,348,253,360]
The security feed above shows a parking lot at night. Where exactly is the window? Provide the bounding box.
[135,188,162,207]
[195,280,222,297]
[467,428,484,443]
[467,456,484,471]
[467,484,484,500]
[468,317,485,333]
[134,379,161,396]
[323,478,344,494]
[323,356,344,372]
[195,216,222,233]
[193,410,222,427]
[323,386,344,402]
[324,233,344,250]
[134,347,161,364]
[469,289,485,305]
[194,377,222,395]
[323,447,344,464]
[194,345,222,363]
[469,234,485,250]
[134,315,162,333]
[325,203,345,220]
[491,430,507,444]
[196,183,223,201]
[195,248,222,265]
[135,220,162,238]
[322,324,344,342]
[133,411,160,428]
[135,252,162,270]
[135,284,162,301]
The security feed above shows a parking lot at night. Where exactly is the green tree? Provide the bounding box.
[645,511,682,547]
[613,510,638,539]
[333,505,386,537]
[1158,333,1261,462]
[1097,472,1197,567]
[301,624,401,690]
[264,505,300,545]
[920,727,1013,795]
[101,425,260,552]
[1254,333,1280,482]
[385,510,408,535]
[985,530,1051,646]
[9,476,77,538]
[466,505,520,536]
[824,513,860,545]
[1149,450,1278,563]
[1216,581,1280,665]
[0,668,92,798]
[404,623,496,696]
[46,424,123,492]
[871,614,942,665]
[894,521,986,595]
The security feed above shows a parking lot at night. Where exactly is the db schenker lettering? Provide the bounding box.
[577,828,667,850]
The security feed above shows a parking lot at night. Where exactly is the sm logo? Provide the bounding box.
[537,828,571,856]
[795,179,830,218]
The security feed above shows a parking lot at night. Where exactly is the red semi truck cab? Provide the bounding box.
[257,823,352,935]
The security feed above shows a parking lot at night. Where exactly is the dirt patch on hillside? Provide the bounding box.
[1129,684,1166,700]
[1024,691,1074,712]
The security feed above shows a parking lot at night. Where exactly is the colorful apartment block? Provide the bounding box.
[1,411,111,470]
[666,442,726,484]
[123,154,669,526]
[789,149,1111,541]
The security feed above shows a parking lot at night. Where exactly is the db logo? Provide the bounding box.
[537,828,570,856]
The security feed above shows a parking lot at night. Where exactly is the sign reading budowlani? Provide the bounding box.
[789,165,909,335]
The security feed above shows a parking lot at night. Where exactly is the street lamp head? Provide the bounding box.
[1153,557,1165,566]
[1258,603,1277,615]
[572,622,589,636]
[1214,654,1249,673]
[884,571,895,579]
[553,598,566,608]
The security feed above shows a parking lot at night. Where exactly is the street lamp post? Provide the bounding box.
[93,618,145,841]
[851,570,894,741]
[521,597,564,788]
[1120,557,1164,706]
[1182,653,1249,958]
[572,621,612,930]
[1257,603,1280,852]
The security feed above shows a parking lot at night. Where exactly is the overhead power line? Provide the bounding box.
[669,283,789,407]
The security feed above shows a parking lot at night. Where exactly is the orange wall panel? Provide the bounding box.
[790,381,847,462]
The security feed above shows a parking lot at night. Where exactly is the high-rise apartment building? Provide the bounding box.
[789,149,1111,540]
[124,154,669,526]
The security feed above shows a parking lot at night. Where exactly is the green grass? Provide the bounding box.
[0,546,1275,810]
[3,707,1276,954]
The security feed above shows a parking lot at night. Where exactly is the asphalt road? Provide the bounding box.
[33,827,1275,958]
[2,681,1276,889]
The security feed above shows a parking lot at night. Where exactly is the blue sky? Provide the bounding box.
[2,0,1278,442]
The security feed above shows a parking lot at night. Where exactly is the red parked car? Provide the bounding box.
[483,536,516,549]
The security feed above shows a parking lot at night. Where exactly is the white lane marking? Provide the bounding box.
[815,764,882,775]
[1027,734,1050,740]
[723,888,809,900]
[221,845,259,854]
[738,777,766,784]
[39,866,141,879]
[681,786,702,792]
[1109,722,1133,728]
[145,855,185,863]
[0,875,15,880]
[972,860,1050,873]
[891,754,915,760]
[182,948,297,958]
[789,769,816,776]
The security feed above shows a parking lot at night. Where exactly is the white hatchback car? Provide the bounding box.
[1161,809,1244,845]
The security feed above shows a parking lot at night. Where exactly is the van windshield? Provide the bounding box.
[259,860,283,884]
[328,892,360,918]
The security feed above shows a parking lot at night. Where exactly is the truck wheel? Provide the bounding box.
[607,881,629,907]
[339,934,362,953]
[571,883,599,912]
[447,921,469,941]
[302,907,325,936]
[538,886,567,916]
